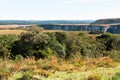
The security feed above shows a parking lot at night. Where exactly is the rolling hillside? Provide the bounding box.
[91,18,120,24]
[0,20,94,25]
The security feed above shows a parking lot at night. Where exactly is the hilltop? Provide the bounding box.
[0,20,93,25]
[91,18,120,24]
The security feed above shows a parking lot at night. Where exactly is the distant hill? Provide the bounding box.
[91,18,120,24]
[0,20,94,25]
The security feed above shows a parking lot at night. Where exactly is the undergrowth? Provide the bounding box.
[0,56,119,80]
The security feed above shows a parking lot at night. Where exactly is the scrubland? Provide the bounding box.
[0,27,120,80]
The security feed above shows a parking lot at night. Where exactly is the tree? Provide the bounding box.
[0,35,17,58]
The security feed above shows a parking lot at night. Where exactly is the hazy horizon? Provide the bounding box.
[0,19,94,21]
[0,0,120,20]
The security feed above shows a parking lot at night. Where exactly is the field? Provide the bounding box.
[0,30,26,35]
[0,29,94,35]
[0,29,86,35]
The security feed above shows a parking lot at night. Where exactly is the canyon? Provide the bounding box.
[39,24,120,34]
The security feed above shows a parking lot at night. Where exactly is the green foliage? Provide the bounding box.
[34,48,53,59]
[96,33,113,44]
[0,35,17,58]
[87,74,102,80]
[11,30,67,59]
[17,71,33,80]
[25,25,44,32]
[0,35,17,48]
[89,30,103,34]
[4,29,119,61]
[106,36,120,50]
[49,40,66,58]
[107,50,120,62]
[78,32,86,36]
[55,32,67,44]
[112,72,120,80]
[0,47,10,59]
[11,31,50,59]
[97,33,120,51]
[15,54,24,62]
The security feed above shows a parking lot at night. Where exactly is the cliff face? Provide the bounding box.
[90,18,120,33]
[39,24,104,32]
[106,25,120,33]
[39,24,120,34]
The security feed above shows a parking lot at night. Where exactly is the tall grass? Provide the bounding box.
[0,56,119,80]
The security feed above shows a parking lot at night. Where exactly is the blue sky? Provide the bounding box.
[0,0,120,20]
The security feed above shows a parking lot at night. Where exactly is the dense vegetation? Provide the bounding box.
[0,29,119,61]
[1,27,120,79]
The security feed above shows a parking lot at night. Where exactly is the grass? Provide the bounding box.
[0,30,26,35]
[0,28,100,37]
[0,29,87,35]
[43,67,120,80]
[0,57,119,80]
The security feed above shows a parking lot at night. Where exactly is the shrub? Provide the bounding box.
[112,72,120,80]
[108,50,120,62]
[96,33,113,44]
[89,30,103,34]
[11,32,51,59]
[0,47,10,59]
[55,32,67,44]
[49,40,66,58]
[87,74,102,80]
[15,54,24,62]
[0,35,17,58]
[10,30,120,60]
[78,32,86,36]
[17,71,33,80]
[106,36,120,50]
[11,30,66,59]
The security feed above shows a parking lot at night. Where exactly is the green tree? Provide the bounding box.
[0,35,17,58]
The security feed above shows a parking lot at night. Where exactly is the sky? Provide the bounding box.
[0,0,120,20]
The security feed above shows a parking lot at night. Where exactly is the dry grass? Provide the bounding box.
[0,56,119,80]
[43,30,88,33]
[43,30,100,37]
[0,56,120,80]
[0,30,26,35]
[43,30,64,32]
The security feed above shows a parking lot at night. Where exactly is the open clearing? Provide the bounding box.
[42,67,120,80]
[0,30,26,35]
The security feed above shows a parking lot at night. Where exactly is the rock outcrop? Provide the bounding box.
[39,24,120,34]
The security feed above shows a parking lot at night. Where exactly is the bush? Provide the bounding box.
[11,31,51,59]
[17,71,33,80]
[107,50,120,62]
[10,30,120,60]
[96,33,113,44]
[106,36,120,50]
[89,30,103,34]
[0,47,10,59]
[55,32,67,44]
[11,30,66,59]
[112,72,120,80]
[87,74,102,80]
[0,35,17,58]
[97,33,120,51]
